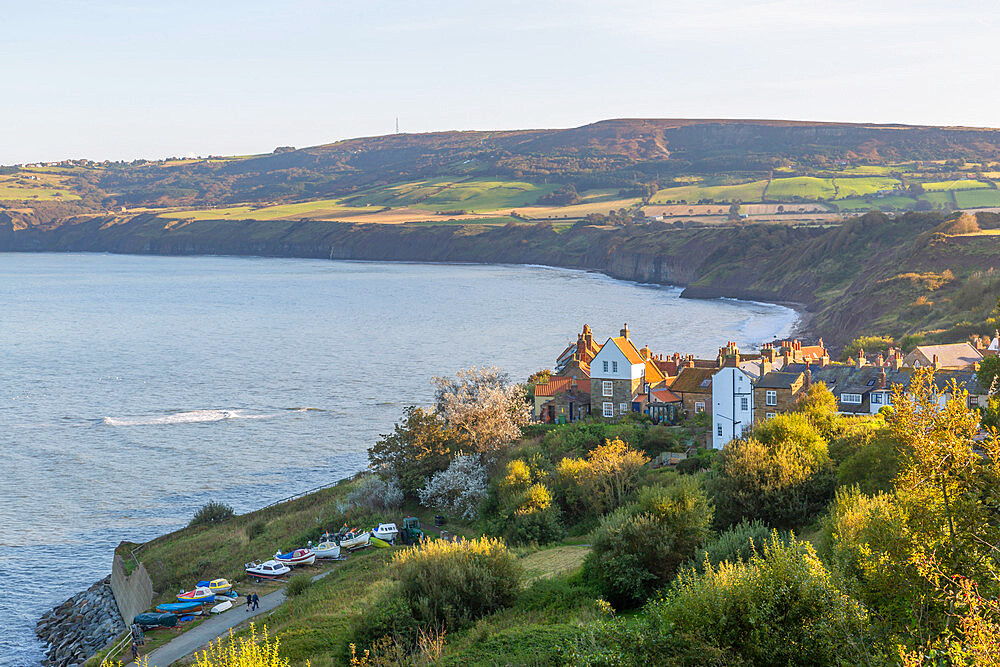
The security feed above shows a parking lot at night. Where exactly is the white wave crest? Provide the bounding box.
[103,409,276,427]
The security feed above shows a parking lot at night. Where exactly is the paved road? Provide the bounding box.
[126,571,332,667]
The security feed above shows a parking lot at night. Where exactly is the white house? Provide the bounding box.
[589,325,648,419]
[711,365,758,449]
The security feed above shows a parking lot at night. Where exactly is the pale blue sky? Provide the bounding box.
[4,0,999,163]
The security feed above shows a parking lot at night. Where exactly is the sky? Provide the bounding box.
[4,0,1000,163]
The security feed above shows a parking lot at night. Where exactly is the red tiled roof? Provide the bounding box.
[535,377,591,397]
[650,388,681,403]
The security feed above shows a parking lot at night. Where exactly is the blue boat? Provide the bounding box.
[155,600,205,615]
[133,612,178,628]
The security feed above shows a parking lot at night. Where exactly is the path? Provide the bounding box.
[126,571,332,667]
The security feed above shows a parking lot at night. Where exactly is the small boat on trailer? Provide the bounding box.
[275,548,316,566]
[245,559,291,580]
[372,523,399,544]
[177,586,215,603]
[156,601,205,615]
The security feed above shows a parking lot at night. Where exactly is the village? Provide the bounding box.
[533,323,995,450]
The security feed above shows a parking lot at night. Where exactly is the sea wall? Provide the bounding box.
[36,577,125,667]
[110,554,155,629]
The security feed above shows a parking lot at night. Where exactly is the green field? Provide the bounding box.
[833,177,901,198]
[341,178,559,211]
[923,179,990,191]
[835,165,895,176]
[650,180,767,204]
[765,177,836,200]
[955,188,1000,208]
[160,199,371,221]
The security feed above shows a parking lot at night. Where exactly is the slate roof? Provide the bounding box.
[669,367,714,393]
[908,343,983,369]
[756,371,804,389]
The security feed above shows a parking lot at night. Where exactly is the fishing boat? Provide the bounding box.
[372,523,399,543]
[245,559,291,580]
[155,601,204,615]
[177,586,215,603]
[196,578,233,594]
[133,612,178,628]
[274,548,316,566]
[339,530,371,551]
[313,539,341,559]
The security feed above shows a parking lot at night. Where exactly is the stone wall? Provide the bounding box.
[110,554,154,627]
[36,577,125,666]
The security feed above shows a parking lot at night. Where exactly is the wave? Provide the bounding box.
[102,409,277,427]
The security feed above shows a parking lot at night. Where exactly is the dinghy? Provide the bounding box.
[370,536,392,548]
[177,586,215,603]
[211,599,233,614]
[372,523,399,543]
[156,601,204,615]
[196,578,233,594]
[313,539,341,559]
[245,559,291,580]
[339,530,371,551]
[274,548,316,566]
[133,612,178,628]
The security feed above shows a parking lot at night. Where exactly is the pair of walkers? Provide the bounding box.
[245,592,260,611]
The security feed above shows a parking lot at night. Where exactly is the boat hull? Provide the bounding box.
[156,601,204,615]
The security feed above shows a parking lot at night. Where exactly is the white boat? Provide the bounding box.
[339,530,371,551]
[245,559,291,580]
[313,540,341,559]
[211,600,233,614]
[274,548,316,566]
[372,523,399,544]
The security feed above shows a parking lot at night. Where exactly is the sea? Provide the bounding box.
[0,252,797,665]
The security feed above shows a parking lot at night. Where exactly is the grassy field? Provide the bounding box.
[650,180,767,204]
[765,177,836,200]
[0,172,81,200]
[832,177,901,198]
[923,179,991,191]
[340,178,559,212]
[955,188,1000,208]
[161,199,372,221]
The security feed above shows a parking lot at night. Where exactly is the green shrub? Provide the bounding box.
[391,537,521,631]
[189,501,235,527]
[585,479,713,608]
[568,536,886,666]
[285,573,312,597]
[690,519,790,571]
[352,587,421,648]
[504,504,565,545]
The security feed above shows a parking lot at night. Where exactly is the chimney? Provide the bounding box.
[685,358,695,368]
[804,364,812,388]
[817,338,824,349]
[759,359,772,376]
[819,351,830,367]
[876,352,884,367]
[878,367,887,389]
[620,323,630,339]
[892,351,903,370]
[640,345,651,360]
[933,354,940,370]
[855,354,864,369]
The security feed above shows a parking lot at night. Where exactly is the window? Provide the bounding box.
[740,397,748,411]
[841,393,863,404]
[602,361,608,373]
[766,390,777,406]
[612,361,618,373]
[717,424,723,436]
[603,402,613,418]
[620,402,628,414]
[602,381,613,397]
[766,412,777,419]
[695,401,705,413]
[871,393,882,405]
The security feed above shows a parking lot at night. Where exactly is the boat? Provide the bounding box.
[211,600,233,614]
[133,612,178,628]
[370,536,391,548]
[372,523,399,543]
[245,559,291,580]
[313,539,341,559]
[274,548,316,566]
[196,578,233,594]
[155,601,204,615]
[215,589,239,600]
[339,530,371,551]
[177,586,215,603]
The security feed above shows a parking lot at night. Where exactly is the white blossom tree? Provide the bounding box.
[418,454,488,520]
[432,366,531,454]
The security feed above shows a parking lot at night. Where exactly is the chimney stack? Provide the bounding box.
[805,364,812,388]
[933,354,940,370]
[856,349,865,369]
[620,323,630,339]
[878,367,887,389]
[892,351,903,370]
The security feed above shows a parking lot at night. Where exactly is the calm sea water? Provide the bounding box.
[0,252,797,665]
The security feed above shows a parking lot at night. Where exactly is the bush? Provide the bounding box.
[568,536,885,666]
[709,413,835,529]
[190,501,235,527]
[347,475,404,511]
[554,438,649,522]
[488,457,564,544]
[418,454,488,520]
[391,537,521,631]
[689,519,781,571]
[368,406,463,497]
[285,573,312,597]
[585,479,713,608]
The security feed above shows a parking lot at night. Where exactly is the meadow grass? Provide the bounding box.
[765,177,835,200]
[832,176,901,198]
[922,179,990,191]
[955,189,1000,208]
[650,180,767,204]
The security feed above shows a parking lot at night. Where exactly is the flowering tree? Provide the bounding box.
[432,366,531,454]
[418,455,488,520]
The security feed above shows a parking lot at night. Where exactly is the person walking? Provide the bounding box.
[252,592,259,610]
[246,592,253,611]
[130,640,139,661]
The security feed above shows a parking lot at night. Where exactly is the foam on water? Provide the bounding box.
[102,409,277,426]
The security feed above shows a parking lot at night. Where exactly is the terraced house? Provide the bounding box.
[589,324,667,419]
